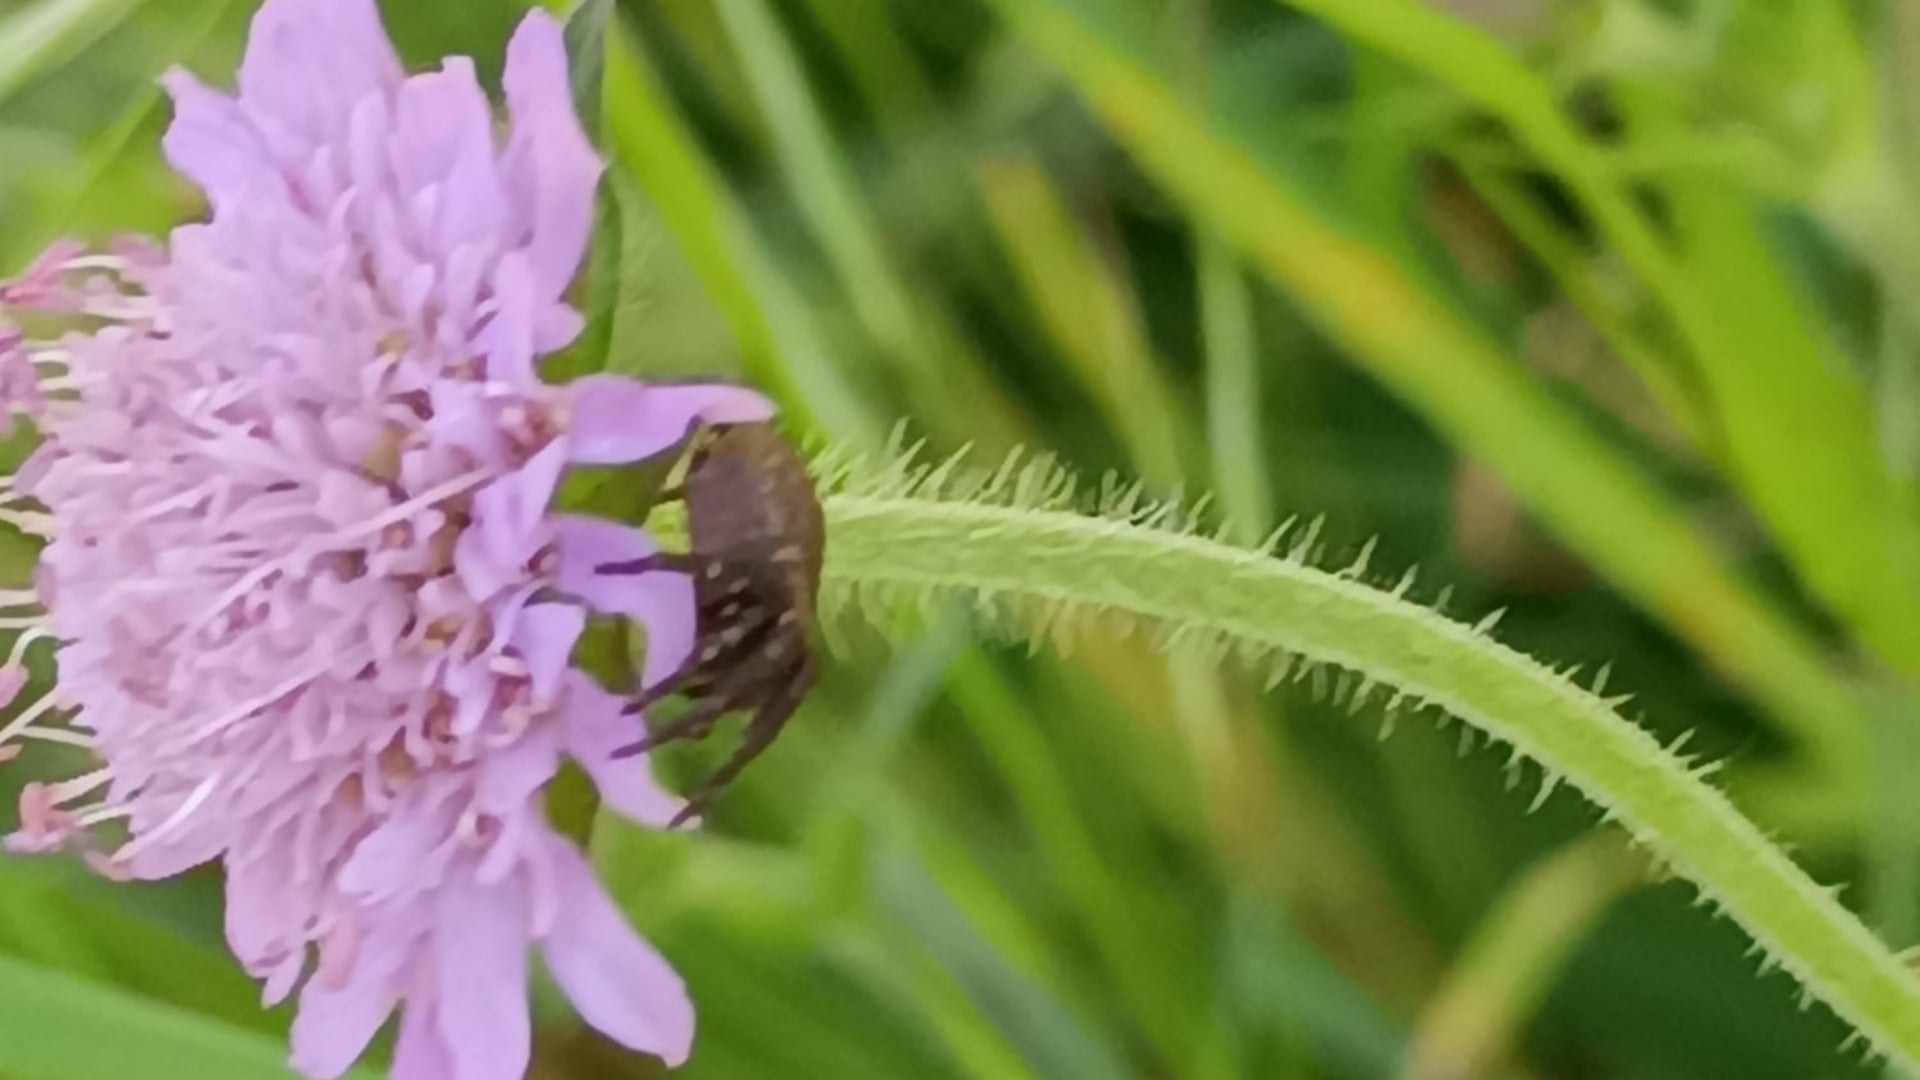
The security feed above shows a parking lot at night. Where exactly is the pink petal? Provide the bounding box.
[542,840,694,1064]
[235,0,401,159]
[338,796,452,901]
[476,805,534,886]
[560,675,681,828]
[477,728,560,814]
[433,877,532,1080]
[553,515,695,686]
[263,952,306,1008]
[476,252,537,387]
[552,514,655,595]
[389,58,503,254]
[424,381,505,457]
[514,602,587,702]
[289,934,404,1079]
[565,376,774,466]
[223,845,298,967]
[456,442,568,600]
[500,11,603,300]
[534,301,586,354]
[160,70,274,209]
[391,1003,455,1080]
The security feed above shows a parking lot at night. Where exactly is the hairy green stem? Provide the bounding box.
[805,489,1920,1068]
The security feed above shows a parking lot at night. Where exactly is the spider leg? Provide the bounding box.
[667,654,815,828]
[618,595,778,717]
[595,551,704,577]
[619,672,687,716]
[610,693,739,760]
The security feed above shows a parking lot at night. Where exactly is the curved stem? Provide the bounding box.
[808,490,1920,1068]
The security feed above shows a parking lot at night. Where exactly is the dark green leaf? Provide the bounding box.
[563,0,613,141]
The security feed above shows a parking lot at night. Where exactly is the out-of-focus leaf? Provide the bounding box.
[600,19,877,441]
[983,0,1869,826]
[375,0,522,85]
[565,0,613,139]
[47,0,242,244]
[0,951,376,1080]
[0,0,146,107]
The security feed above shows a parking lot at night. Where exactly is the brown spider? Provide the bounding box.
[595,421,823,826]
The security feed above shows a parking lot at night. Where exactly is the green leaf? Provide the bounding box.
[563,0,613,141]
[599,20,878,443]
[0,952,377,1080]
[542,179,628,382]
[980,0,1870,830]
[0,0,147,108]
[1271,0,1920,693]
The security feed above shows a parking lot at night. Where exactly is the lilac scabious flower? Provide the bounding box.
[0,1,772,1077]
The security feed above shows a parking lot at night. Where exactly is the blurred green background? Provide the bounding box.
[7,0,1920,1076]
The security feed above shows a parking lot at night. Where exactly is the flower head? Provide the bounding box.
[0,1,771,1076]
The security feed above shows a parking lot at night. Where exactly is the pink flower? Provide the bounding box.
[0,1,773,1077]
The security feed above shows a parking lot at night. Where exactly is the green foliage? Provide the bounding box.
[795,445,1920,1065]
[10,0,1920,1077]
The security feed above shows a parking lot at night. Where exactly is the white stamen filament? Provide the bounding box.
[186,561,293,636]
[75,804,132,827]
[6,628,48,667]
[0,510,54,533]
[183,662,332,744]
[0,692,69,746]
[188,467,494,634]
[10,726,93,749]
[110,773,222,864]
[47,768,111,804]
[0,588,42,610]
[59,255,129,274]
[128,483,217,525]
[318,467,494,549]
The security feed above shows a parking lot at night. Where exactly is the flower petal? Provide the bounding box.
[160,70,275,209]
[289,933,405,1079]
[542,839,693,1064]
[500,11,603,300]
[475,251,537,387]
[514,602,587,702]
[477,728,560,815]
[338,789,457,902]
[553,515,694,686]
[389,58,503,256]
[560,675,681,828]
[456,441,567,601]
[433,876,532,1080]
[235,0,400,161]
[224,843,299,969]
[565,376,775,466]
[390,1003,455,1080]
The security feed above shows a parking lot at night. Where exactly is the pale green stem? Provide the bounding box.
[1403,835,1645,1080]
[779,489,1920,1068]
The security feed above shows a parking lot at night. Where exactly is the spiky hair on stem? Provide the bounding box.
[640,432,1920,1070]
[800,432,1447,685]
